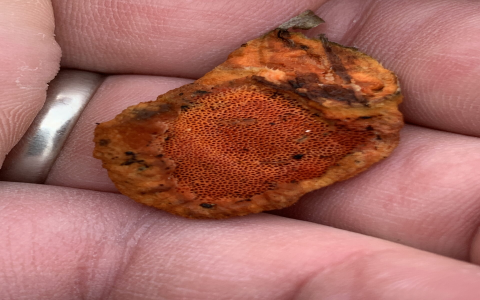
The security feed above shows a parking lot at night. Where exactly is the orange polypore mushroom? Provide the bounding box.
[93,11,403,219]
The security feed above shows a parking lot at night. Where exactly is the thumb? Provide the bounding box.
[0,0,61,165]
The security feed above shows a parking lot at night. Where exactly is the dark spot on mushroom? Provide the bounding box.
[192,90,210,97]
[200,203,215,209]
[121,152,146,166]
[99,139,110,146]
[133,109,160,120]
[366,125,374,131]
[121,160,135,166]
[277,29,295,47]
[288,80,303,89]
[292,154,305,160]
[266,182,278,190]
[236,199,252,203]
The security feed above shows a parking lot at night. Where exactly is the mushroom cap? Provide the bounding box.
[94,29,403,219]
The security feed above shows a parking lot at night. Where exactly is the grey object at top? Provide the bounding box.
[277,10,325,30]
[0,69,105,183]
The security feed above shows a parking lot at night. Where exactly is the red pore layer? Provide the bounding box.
[163,86,374,201]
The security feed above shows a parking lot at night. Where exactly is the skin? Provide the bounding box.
[1,0,479,299]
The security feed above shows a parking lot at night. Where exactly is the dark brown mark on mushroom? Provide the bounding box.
[319,35,352,84]
[192,90,210,97]
[236,199,252,203]
[277,29,295,47]
[200,203,215,209]
[121,151,146,166]
[292,154,305,160]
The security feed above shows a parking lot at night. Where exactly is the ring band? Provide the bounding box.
[0,69,105,183]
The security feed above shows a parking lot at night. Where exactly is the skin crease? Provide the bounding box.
[0,0,479,299]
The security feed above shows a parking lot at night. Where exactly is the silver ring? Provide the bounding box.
[0,69,105,183]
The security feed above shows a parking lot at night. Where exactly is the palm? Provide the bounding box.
[1,0,479,299]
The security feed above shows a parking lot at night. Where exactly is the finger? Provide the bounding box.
[46,75,480,261]
[1,183,480,299]
[313,0,480,136]
[51,0,327,78]
[275,125,480,262]
[0,0,61,165]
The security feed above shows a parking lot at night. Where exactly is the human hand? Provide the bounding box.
[1,0,479,299]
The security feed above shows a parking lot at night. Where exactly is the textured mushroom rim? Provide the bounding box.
[200,29,400,109]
